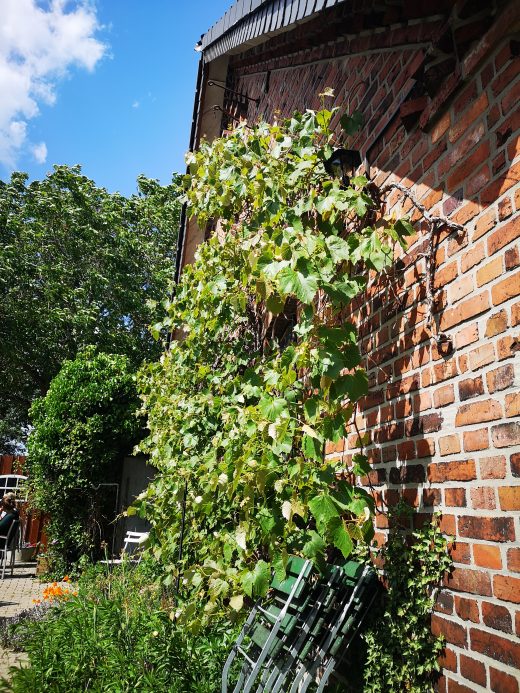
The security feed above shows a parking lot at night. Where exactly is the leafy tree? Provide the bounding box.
[135,106,413,626]
[27,348,142,568]
[0,165,180,451]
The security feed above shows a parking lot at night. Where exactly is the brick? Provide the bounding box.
[423,488,441,506]
[451,541,471,564]
[480,455,506,478]
[432,359,459,384]
[505,246,520,270]
[492,422,520,447]
[470,627,520,668]
[499,485,520,511]
[513,452,520,477]
[455,399,502,426]
[487,364,515,393]
[447,680,474,693]
[460,243,484,275]
[468,342,495,370]
[482,600,513,633]
[445,487,466,506]
[492,271,520,305]
[473,208,495,240]
[459,376,484,401]
[487,217,520,256]
[449,274,474,303]
[449,92,488,143]
[513,301,520,326]
[463,428,489,452]
[494,575,520,604]
[438,646,457,672]
[433,384,455,408]
[431,614,467,648]
[454,595,479,622]
[497,335,519,361]
[506,392,520,417]
[485,309,508,337]
[482,160,520,205]
[428,460,476,482]
[439,434,461,456]
[476,255,503,286]
[499,196,514,221]
[507,547,520,573]
[470,486,496,510]
[434,261,458,290]
[432,110,451,143]
[389,464,424,484]
[473,543,502,570]
[447,567,492,596]
[416,438,435,458]
[435,589,454,616]
[458,515,515,542]
[439,291,490,330]
[459,654,486,687]
[454,323,479,349]
[490,668,519,693]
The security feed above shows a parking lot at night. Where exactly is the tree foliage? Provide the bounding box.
[27,348,142,566]
[0,165,180,451]
[136,106,413,627]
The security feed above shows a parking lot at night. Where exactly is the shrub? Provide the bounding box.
[1,564,239,692]
[27,348,142,569]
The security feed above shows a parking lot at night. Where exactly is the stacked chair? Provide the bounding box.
[222,556,378,693]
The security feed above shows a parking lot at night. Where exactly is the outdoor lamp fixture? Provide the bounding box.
[324,148,362,186]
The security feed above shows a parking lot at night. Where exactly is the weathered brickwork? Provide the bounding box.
[217,10,520,689]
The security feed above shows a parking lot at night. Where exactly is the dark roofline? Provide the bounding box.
[201,0,348,62]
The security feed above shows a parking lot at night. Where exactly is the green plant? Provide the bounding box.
[362,509,453,692]
[136,103,413,626]
[27,348,142,567]
[1,564,239,693]
[0,166,180,451]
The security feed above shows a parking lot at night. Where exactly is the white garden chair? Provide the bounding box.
[99,530,149,567]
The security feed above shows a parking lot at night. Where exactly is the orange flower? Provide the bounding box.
[62,575,70,582]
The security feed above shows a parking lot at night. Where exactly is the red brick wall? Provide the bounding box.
[218,14,520,691]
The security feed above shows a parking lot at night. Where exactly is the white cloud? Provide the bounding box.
[0,0,106,168]
[32,141,47,163]
[132,100,140,109]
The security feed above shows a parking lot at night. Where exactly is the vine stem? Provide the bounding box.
[379,181,464,346]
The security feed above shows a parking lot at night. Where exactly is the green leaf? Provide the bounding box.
[277,266,318,304]
[324,235,351,263]
[308,493,339,532]
[329,517,353,558]
[266,293,285,315]
[303,433,322,461]
[339,111,363,135]
[259,396,287,421]
[303,530,326,560]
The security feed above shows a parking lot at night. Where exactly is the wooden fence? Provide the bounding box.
[0,454,47,546]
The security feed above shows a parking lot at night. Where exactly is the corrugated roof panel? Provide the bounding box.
[201,0,349,59]
[287,0,299,24]
[298,0,314,20]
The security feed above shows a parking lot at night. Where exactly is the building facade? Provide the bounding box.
[180,1,520,689]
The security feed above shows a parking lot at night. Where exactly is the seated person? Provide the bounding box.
[0,493,19,547]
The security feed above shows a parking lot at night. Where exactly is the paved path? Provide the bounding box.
[0,562,65,681]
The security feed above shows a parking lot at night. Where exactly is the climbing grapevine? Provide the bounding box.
[136,104,413,626]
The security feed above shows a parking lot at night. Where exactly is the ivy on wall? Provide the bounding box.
[136,104,414,626]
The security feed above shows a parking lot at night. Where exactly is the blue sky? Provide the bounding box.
[0,0,232,195]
